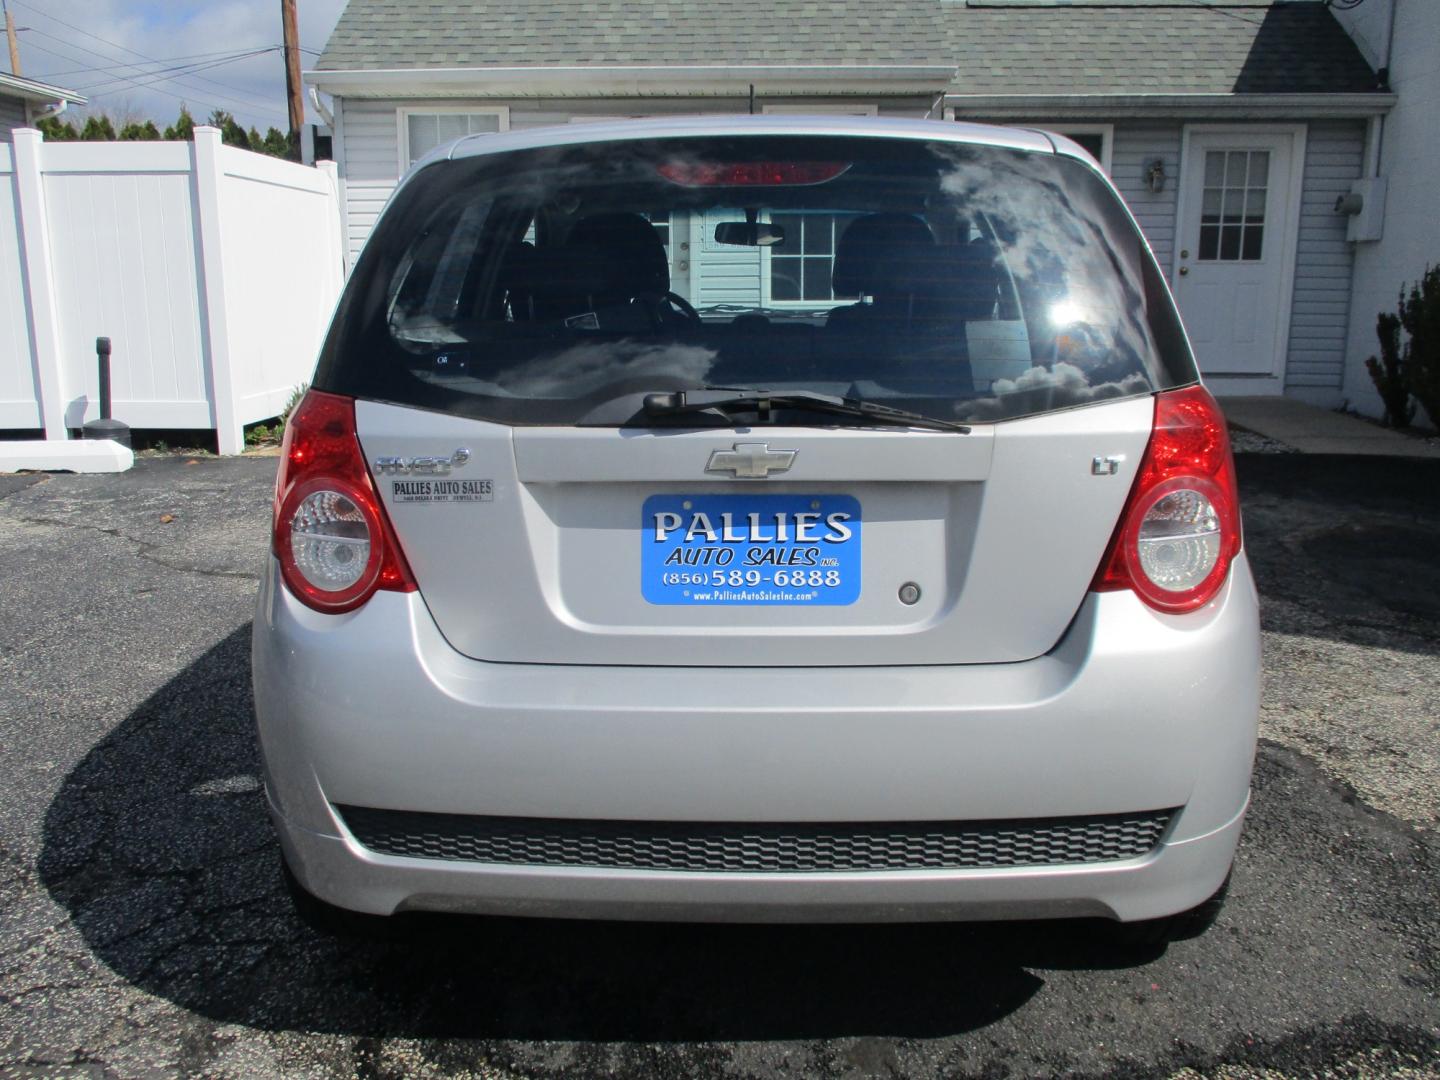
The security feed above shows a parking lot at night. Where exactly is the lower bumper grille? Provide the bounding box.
[335,806,1175,873]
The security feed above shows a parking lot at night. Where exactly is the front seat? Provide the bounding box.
[524,212,671,325]
[826,213,937,331]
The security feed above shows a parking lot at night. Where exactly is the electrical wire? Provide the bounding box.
[73,48,281,97]
[18,36,289,123]
[35,47,291,81]
[11,0,293,117]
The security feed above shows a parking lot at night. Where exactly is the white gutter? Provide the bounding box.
[0,71,88,106]
[305,64,958,99]
[946,92,1396,120]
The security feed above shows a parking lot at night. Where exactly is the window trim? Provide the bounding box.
[396,106,510,173]
[1047,123,1114,175]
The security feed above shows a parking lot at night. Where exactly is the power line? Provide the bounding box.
[19,37,288,123]
[17,25,285,118]
[73,48,281,97]
[10,0,291,115]
[36,46,288,81]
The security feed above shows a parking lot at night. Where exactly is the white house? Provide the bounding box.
[0,72,86,140]
[306,0,1428,413]
[1329,0,1440,420]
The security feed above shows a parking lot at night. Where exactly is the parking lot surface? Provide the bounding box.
[1,452,1437,1079]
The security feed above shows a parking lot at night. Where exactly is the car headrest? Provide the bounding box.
[563,212,671,298]
[832,213,936,297]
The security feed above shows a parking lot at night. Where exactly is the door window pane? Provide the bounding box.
[1197,149,1268,263]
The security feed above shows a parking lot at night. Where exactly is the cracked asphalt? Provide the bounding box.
[0,452,1437,1079]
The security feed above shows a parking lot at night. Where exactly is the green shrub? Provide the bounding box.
[1366,311,1414,427]
[1400,266,1440,429]
[1366,265,1440,428]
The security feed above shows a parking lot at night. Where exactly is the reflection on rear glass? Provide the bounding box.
[318,135,1195,425]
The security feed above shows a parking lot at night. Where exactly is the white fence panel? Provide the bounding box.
[0,143,41,429]
[218,146,343,424]
[41,143,210,430]
[1,127,344,453]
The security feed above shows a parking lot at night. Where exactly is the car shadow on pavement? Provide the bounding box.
[40,624,1162,1043]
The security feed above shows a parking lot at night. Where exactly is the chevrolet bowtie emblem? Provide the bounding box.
[705,443,797,479]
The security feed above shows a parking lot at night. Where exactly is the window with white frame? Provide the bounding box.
[767,212,864,304]
[400,108,509,169]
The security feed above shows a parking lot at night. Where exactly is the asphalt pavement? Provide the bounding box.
[0,452,1437,1079]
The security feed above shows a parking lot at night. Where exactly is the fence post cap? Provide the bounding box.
[96,336,112,354]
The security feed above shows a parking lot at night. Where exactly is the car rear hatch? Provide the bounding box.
[318,126,1197,666]
[358,395,1154,665]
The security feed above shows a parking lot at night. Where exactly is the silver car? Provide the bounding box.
[253,116,1258,942]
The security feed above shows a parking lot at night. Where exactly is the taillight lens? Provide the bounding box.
[1093,385,1241,613]
[272,390,416,613]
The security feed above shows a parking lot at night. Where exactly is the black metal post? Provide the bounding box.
[82,335,131,448]
[96,336,112,420]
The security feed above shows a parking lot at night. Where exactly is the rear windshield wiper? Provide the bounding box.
[641,387,971,434]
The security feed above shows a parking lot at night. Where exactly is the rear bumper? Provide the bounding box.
[252,555,1260,923]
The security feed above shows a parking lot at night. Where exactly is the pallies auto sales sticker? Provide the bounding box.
[391,478,494,503]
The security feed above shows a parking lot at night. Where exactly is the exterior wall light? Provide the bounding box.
[1145,158,1167,193]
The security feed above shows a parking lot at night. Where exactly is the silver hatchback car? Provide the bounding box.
[253,116,1258,941]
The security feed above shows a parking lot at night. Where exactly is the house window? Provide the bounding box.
[1047,124,1114,175]
[400,108,510,169]
[1198,149,1268,262]
[761,104,879,116]
[768,212,862,303]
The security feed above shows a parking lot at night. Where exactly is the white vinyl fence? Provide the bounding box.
[1,126,344,454]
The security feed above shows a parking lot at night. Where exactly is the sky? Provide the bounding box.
[5,0,347,133]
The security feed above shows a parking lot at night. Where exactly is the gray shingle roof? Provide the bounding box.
[317,1,1379,96]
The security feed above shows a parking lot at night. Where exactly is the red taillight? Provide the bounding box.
[656,161,851,186]
[1093,385,1241,613]
[272,390,416,613]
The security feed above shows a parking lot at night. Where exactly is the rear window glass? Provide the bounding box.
[315,134,1196,425]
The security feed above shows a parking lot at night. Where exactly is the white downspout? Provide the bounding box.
[31,98,70,123]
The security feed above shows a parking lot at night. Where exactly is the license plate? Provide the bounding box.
[642,494,861,606]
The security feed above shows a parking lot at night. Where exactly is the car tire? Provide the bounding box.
[1104,870,1232,947]
[280,854,396,939]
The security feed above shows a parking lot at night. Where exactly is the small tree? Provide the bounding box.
[271,128,300,162]
[207,109,252,150]
[1367,266,1440,429]
[1400,266,1440,429]
[118,120,162,141]
[36,116,79,140]
[164,106,197,142]
[79,115,117,141]
[1366,312,1414,427]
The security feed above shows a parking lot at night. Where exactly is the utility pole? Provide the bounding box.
[4,0,22,77]
[280,0,303,156]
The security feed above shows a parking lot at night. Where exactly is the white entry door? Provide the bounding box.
[1173,127,1303,378]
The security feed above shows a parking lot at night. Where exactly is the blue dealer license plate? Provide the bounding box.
[642,494,861,606]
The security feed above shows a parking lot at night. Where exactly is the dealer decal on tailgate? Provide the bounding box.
[642,494,861,606]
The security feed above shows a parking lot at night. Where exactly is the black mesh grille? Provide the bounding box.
[335,806,1175,873]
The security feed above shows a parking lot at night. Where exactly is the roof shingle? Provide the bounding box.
[316,0,1379,96]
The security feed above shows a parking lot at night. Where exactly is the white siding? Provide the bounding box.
[336,97,402,263]
[1285,120,1365,393]
[0,94,27,141]
[1110,123,1183,277]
